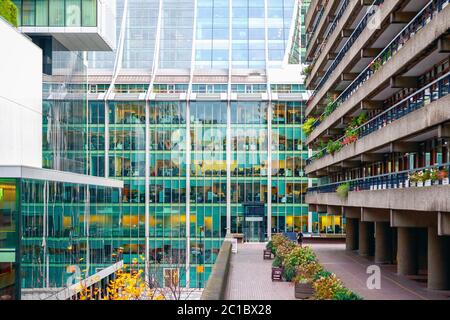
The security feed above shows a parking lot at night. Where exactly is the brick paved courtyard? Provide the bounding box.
[225,243,296,300]
[224,242,450,300]
[312,243,450,300]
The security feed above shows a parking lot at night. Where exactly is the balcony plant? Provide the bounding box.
[302,117,317,137]
[336,183,350,199]
[326,140,343,155]
[302,65,312,77]
[0,0,18,27]
[437,168,449,185]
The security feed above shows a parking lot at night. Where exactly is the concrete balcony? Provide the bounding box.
[305,0,322,33]
[305,0,364,85]
[305,0,340,63]
[305,0,424,116]
[306,2,450,145]
[305,85,450,175]
[306,185,450,213]
[15,0,116,51]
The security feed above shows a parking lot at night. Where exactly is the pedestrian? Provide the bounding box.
[296,231,303,247]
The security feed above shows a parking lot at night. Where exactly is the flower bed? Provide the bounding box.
[267,234,362,300]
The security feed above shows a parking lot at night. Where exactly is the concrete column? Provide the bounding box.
[358,221,374,256]
[397,228,418,275]
[427,227,450,290]
[375,222,393,264]
[345,218,359,251]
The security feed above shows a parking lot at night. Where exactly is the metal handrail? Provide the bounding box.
[307,0,350,62]
[308,163,450,194]
[307,71,450,164]
[308,0,383,100]
[306,0,448,140]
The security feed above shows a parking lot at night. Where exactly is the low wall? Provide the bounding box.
[200,240,232,300]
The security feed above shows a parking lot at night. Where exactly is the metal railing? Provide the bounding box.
[307,71,450,164]
[306,0,449,139]
[308,0,383,100]
[307,0,350,62]
[306,5,325,52]
[308,163,450,194]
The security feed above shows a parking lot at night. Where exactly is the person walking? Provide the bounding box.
[296,231,303,247]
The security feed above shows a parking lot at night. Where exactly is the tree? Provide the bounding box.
[0,0,18,27]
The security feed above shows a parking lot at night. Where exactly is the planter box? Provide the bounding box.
[443,178,449,185]
[294,282,314,300]
[417,181,424,187]
[272,267,283,281]
[263,249,273,260]
[425,180,432,187]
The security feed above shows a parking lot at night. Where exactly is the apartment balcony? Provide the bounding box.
[14,0,115,51]
[305,0,366,83]
[306,0,450,146]
[305,0,431,116]
[305,73,450,175]
[306,164,450,213]
[304,0,322,33]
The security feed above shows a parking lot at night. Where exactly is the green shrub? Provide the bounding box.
[301,117,316,136]
[333,287,362,300]
[272,256,283,268]
[313,270,332,282]
[326,140,342,155]
[266,240,274,253]
[336,183,350,199]
[283,263,296,282]
[0,0,18,27]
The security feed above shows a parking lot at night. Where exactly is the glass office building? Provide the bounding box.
[24,0,317,288]
[0,172,124,300]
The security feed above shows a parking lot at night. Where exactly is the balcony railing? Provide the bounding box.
[306,6,325,52]
[307,0,449,137]
[308,163,450,194]
[307,0,350,62]
[308,0,383,99]
[307,71,450,165]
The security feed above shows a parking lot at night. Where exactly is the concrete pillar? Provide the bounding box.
[358,221,374,256]
[345,218,359,251]
[375,222,393,264]
[427,227,450,290]
[397,228,418,275]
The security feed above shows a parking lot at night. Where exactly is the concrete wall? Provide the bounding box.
[306,3,450,140]
[0,18,42,168]
[306,94,450,174]
[306,186,450,212]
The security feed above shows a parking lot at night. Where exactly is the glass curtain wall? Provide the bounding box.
[195,0,230,69]
[0,180,19,300]
[148,101,188,287]
[159,0,195,69]
[20,179,124,291]
[13,0,98,27]
[108,101,146,267]
[271,101,309,234]
[230,101,269,237]
[190,101,227,287]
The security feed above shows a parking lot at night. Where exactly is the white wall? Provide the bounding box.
[0,18,42,168]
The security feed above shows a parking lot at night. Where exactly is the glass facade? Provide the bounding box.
[21,0,316,292]
[0,178,124,300]
[13,0,98,27]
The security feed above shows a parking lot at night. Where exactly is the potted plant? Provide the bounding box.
[293,261,321,299]
[336,183,350,199]
[437,168,449,185]
[423,169,432,186]
[301,117,316,137]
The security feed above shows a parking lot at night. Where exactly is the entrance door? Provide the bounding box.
[244,218,264,242]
